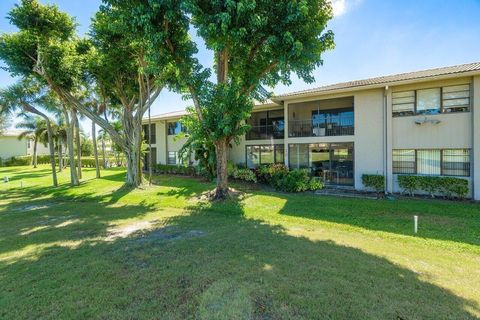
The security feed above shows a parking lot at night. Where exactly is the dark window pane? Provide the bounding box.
[442,149,470,176]
[392,149,415,174]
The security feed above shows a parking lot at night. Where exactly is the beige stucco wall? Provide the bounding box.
[473,76,480,200]
[0,136,28,159]
[353,89,385,189]
[148,74,479,198]
[390,77,474,195]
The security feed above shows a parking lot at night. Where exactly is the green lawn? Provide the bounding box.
[0,165,479,319]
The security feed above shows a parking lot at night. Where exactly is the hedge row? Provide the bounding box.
[155,164,198,176]
[0,155,120,168]
[229,163,324,193]
[398,175,469,199]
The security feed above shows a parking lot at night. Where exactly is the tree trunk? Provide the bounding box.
[58,140,63,172]
[125,148,142,187]
[101,137,107,169]
[214,138,229,200]
[32,138,38,168]
[44,118,58,187]
[63,109,79,186]
[92,121,100,178]
[212,49,230,200]
[73,110,82,179]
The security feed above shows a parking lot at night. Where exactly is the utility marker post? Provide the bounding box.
[414,215,418,234]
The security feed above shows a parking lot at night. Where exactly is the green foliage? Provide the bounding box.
[80,137,93,157]
[398,175,419,196]
[439,178,469,200]
[398,175,469,199]
[231,168,257,183]
[255,164,289,185]
[1,156,31,167]
[309,177,325,191]
[274,169,311,193]
[417,176,442,198]
[362,174,385,194]
[155,164,197,176]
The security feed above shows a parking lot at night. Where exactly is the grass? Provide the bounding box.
[0,165,479,319]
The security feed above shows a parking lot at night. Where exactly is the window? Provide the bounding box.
[416,150,441,175]
[392,91,415,116]
[416,88,441,115]
[392,149,470,177]
[392,149,416,174]
[442,84,470,113]
[167,151,177,165]
[442,149,470,176]
[275,145,285,164]
[142,124,156,144]
[27,139,31,148]
[393,84,470,117]
[260,146,274,165]
[246,109,284,140]
[246,144,284,168]
[246,146,260,168]
[288,144,309,169]
[167,122,186,135]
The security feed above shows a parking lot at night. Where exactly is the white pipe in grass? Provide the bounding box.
[414,215,418,234]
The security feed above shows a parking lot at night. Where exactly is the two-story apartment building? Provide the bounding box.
[144,62,480,200]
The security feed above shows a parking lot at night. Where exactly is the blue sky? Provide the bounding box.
[1,0,480,131]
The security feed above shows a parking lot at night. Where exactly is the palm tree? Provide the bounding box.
[16,116,48,168]
[0,79,58,186]
[49,117,67,172]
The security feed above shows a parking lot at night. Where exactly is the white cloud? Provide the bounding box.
[331,0,362,17]
[331,0,347,16]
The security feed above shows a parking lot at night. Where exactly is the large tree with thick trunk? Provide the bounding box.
[0,0,168,187]
[110,0,335,199]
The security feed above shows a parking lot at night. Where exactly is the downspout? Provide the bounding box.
[384,86,389,194]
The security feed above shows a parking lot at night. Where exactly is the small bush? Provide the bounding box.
[398,175,419,196]
[255,164,289,185]
[155,164,197,176]
[417,176,442,198]
[361,174,385,195]
[308,176,325,191]
[275,169,310,193]
[3,156,31,167]
[439,177,469,199]
[232,168,257,183]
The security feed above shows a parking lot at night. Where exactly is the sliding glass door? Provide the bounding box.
[289,142,354,186]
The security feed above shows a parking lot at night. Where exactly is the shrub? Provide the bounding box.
[439,177,469,199]
[3,156,31,167]
[397,175,469,200]
[398,175,419,196]
[257,164,289,187]
[308,176,325,191]
[417,176,442,198]
[227,161,237,177]
[275,169,310,193]
[232,168,257,183]
[155,164,197,176]
[361,174,385,195]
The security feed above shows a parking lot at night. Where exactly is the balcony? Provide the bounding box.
[288,114,354,138]
[246,125,284,140]
[288,96,354,138]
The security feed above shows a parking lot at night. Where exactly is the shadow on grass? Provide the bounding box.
[243,188,480,248]
[0,196,478,319]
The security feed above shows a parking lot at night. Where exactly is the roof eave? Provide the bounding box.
[273,70,480,102]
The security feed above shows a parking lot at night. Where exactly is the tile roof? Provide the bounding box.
[276,61,480,99]
[146,61,480,118]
